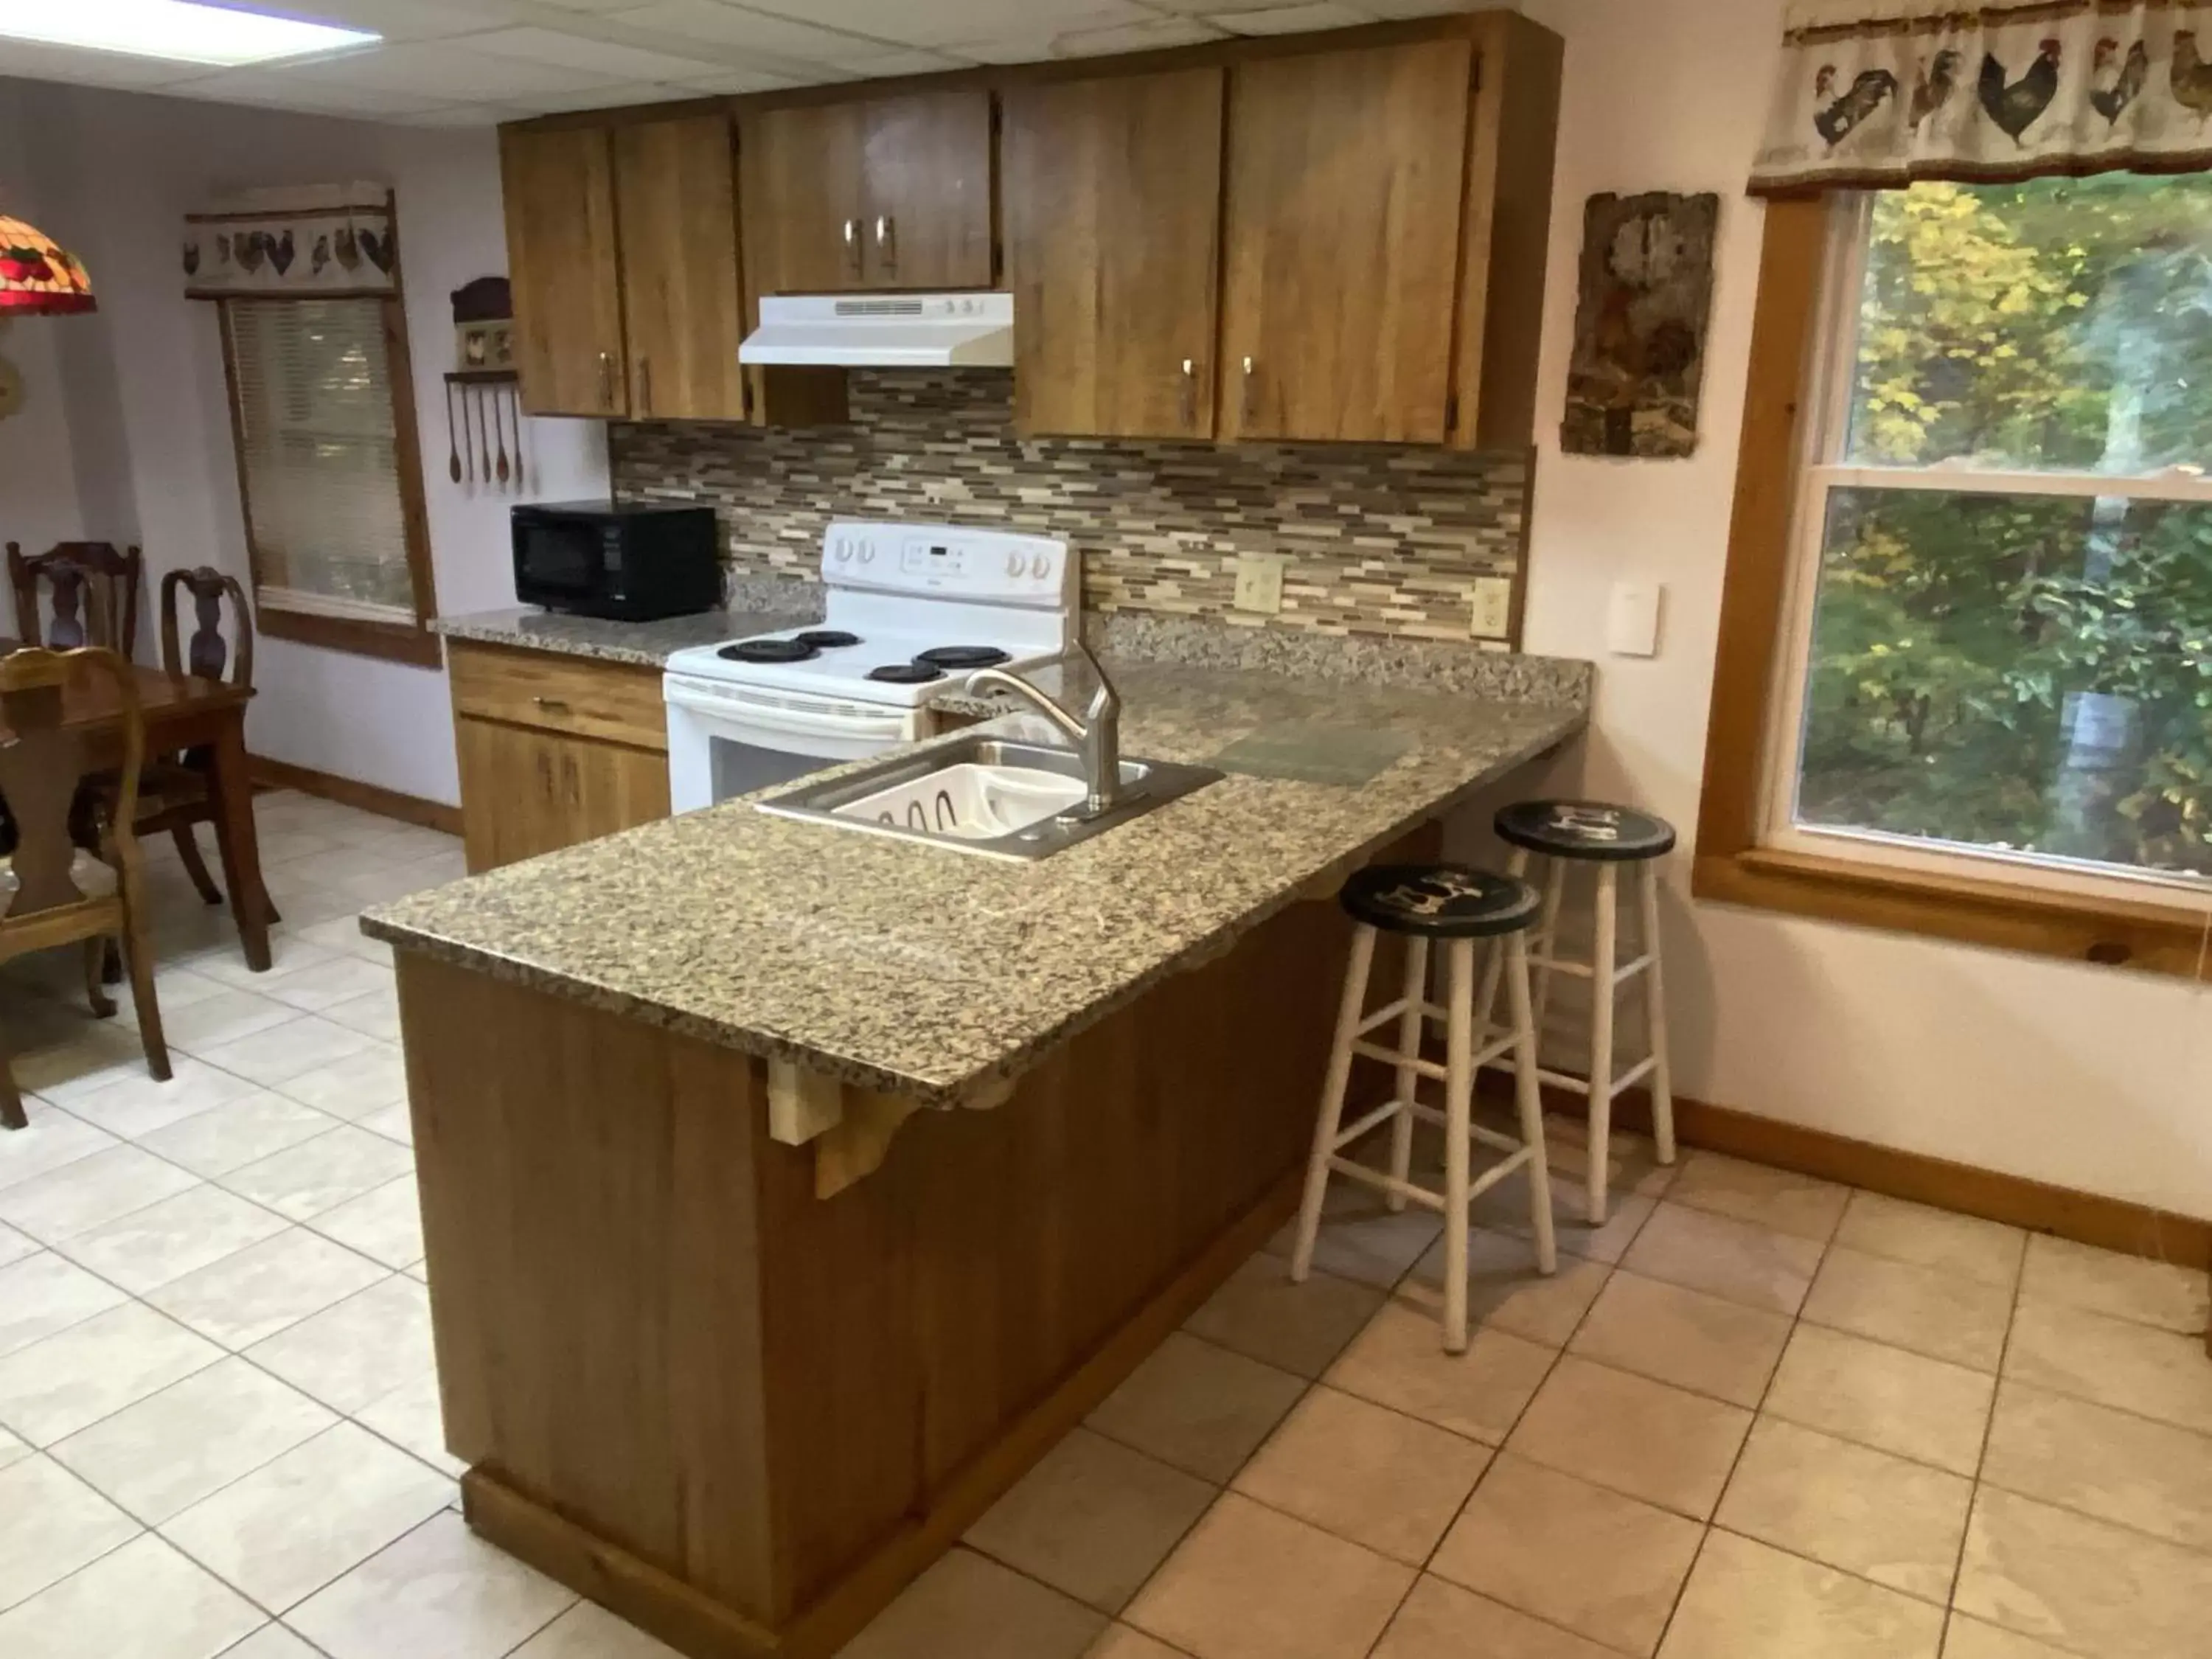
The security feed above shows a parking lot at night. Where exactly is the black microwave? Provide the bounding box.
[512,501,721,622]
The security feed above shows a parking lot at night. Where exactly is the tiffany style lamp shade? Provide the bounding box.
[0,214,95,315]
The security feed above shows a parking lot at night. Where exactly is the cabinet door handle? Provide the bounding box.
[1179,358,1197,429]
[532,695,573,714]
[875,215,896,276]
[1239,356,1257,427]
[843,218,861,279]
[637,355,653,417]
[597,351,615,411]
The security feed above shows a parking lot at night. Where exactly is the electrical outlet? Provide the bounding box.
[1470,577,1514,640]
[1234,553,1287,615]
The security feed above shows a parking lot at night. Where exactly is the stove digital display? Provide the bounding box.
[901,540,967,577]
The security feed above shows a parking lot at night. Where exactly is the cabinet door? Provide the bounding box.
[1004,69,1223,439]
[1220,41,1473,443]
[613,114,747,422]
[860,91,994,290]
[740,102,869,296]
[456,718,669,874]
[501,125,628,417]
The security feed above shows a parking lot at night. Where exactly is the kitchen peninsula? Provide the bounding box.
[364,638,1586,1659]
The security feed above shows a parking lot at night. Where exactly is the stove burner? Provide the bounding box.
[866,662,945,685]
[916,645,1012,670]
[717,638,816,664]
[795,630,861,649]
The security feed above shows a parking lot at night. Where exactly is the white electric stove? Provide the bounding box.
[663,521,1077,813]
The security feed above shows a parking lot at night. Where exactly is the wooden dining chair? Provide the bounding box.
[0,647,169,1130]
[7,542,144,659]
[135,567,267,917]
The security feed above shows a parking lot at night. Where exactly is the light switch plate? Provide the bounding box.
[1234,553,1287,615]
[1607,580,1663,657]
[1470,576,1514,640]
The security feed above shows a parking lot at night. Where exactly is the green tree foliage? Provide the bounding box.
[1798,177,2212,878]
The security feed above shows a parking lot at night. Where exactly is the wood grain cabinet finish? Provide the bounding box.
[501,125,629,417]
[448,643,670,873]
[740,91,992,294]
[738,101,870,297]
[1003,69,1224,439]
[613,114,748,422]
[1219,39,1475,445]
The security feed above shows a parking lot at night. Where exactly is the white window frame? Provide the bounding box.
[1757,193,2212,912]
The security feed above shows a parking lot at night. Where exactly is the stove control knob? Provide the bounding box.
[858,545,875,564]
[833,543,852,563]
[1005,551,1026,578]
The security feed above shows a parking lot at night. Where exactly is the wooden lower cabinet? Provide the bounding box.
[448,641,671,872]
[454,718,669,874]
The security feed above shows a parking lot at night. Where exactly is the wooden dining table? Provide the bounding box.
[0,641,274,973]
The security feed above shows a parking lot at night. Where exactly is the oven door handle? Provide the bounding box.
[664,684,919,743]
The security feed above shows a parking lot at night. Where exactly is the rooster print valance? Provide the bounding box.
[1753,1,2212,194]
[183,183,397,299]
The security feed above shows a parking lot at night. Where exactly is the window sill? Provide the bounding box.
[1693,846,2209,979]
[258,606,443,669]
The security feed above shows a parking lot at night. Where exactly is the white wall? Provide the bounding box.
[1,77,608,804]
[1505,0,2212,1220]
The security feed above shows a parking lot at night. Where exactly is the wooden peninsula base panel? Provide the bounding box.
[395,891,1369,1658]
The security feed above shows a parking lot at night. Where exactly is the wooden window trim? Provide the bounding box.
[1692,198,2211,980]
[218,293,442,670]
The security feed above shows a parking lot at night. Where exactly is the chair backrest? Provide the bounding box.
[0,647,143,922]
[160,567,254,689]
[7,542,144,659]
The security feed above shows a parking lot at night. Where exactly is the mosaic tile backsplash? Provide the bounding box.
[610,370,1531,645]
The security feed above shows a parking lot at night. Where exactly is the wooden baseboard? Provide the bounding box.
[463,1166,1304,1659]
[249,755,463,837]
[1485,1073,2212,1273]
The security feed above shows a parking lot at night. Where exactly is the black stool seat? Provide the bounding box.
[1496,800,1676,863]
[1340,863,1542,939]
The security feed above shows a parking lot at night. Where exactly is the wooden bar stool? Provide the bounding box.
[1481,801,1679,1226]
[1290,863,1557,1354]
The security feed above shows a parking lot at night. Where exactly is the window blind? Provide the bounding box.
[226,296,418,623]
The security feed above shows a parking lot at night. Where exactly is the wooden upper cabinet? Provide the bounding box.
[613,114,747,422]
[1003,69,1224,439]
[501,125,628,418]
[740,91,992,294]
[860,91,993,290]
[739,101,869,296]
[1219,40,1475,445]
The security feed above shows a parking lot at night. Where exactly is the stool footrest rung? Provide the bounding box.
[1326,1144,1534,1213]
[1350,1042,1450,1080]
[1485,1052,1661,1098]
[1527,951,1655,988]
[1354,996,1449,1037]
[1329,1098,1409,1152]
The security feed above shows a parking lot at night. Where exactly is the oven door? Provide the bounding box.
[664,675,928,813]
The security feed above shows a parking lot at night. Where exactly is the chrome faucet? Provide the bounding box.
[964,643,1124,818]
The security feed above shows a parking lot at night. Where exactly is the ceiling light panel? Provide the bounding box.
[0,0,379,66]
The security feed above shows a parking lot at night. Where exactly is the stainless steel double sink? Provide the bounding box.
[756,735,1222,861]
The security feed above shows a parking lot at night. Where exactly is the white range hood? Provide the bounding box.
[738,292,1013,369]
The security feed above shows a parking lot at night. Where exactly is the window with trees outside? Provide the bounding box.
[1760,175,2212,920]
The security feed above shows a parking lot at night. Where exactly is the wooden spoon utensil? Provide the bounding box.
[445,383,462,484]
[494,388,512,489]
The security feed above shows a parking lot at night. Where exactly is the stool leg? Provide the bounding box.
[1531,856,1568,1046]
[1509,932,1558,1276]
[1467,849,1522,1044]
[1442,937,1476,1354]
[1387,936,1430,1211]
[1291,924,1377,1283]
[1587,863,1619,1226]
[1641,860,1677,1167]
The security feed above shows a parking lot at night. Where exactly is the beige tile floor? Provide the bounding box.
[3,791,2208,1658]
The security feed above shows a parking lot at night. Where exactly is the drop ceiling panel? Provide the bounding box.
[0,0,1409,123]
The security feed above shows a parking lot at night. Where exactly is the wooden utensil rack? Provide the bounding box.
[445,369,525,494]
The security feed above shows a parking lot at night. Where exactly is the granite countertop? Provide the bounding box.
[364,653,1587,1108]
[431,578,824,668]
